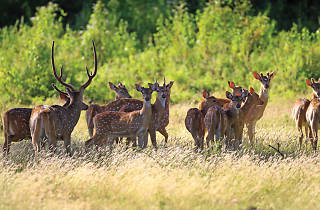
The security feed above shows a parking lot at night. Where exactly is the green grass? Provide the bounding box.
[0,99,320,209]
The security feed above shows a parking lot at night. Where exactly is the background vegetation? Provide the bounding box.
[0,0,320,105]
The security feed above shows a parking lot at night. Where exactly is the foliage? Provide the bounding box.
[1,1,320,104]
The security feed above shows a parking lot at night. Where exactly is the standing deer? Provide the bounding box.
[86,81,132,137]
[185,81,244,150]
[236,87,264,144]
[2,85,70,155]
[244,72,274,144]
[306,97,320,151]
[30,40,97,154]
[85,84,155,148]
[301,79,320,151]
[222,89,248,150]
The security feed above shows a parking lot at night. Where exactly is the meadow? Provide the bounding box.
[1,1,320,209]
[1,97,319,210]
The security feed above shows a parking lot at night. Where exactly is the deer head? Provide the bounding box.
[253,72,274,90]
[226,89,248,109]
[306,78,320,98]
[135,84,155,104]
[51,40,97,111]
[109,82,132,99]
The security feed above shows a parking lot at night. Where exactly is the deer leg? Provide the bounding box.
[63,135,72,156]
[310,121,318,151]
[206,128,213,149]
[158,128,168,144]
[149,129,157,149]
[31,118,42,152]
[298,122,303,151]
[3,134,11,155]
[247,122,256,145]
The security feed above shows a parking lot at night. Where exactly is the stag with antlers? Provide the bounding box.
[30,40,97,155]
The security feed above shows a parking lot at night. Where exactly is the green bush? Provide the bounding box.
[1,1,320,105]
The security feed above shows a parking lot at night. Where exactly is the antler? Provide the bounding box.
[79,40,98,91]
[52,83,68,95]
[51,41,75,91]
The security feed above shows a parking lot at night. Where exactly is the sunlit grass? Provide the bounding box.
[1,99,320,209]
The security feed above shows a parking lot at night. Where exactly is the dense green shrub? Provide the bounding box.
[1,1,320,105]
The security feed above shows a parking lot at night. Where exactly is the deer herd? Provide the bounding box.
[1,41,319,156]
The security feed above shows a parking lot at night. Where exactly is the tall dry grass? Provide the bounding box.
[1,99,320,209]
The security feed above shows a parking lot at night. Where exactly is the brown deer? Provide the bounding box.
[2,85,70,155]
[85,83,156,148]
[185,81,244,150]
[237,87,264,144]
[222,89,248,150]
[185,81,243,149]
[306,97,320,151]
[185,108,205,150]
[244,72,274,144]
[86,81,132,137]
[301,79,320,151]
[30,40,97,154]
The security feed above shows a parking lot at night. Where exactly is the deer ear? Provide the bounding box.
[253,72,260,80]
[306,79,313,86]
[226,91,232,99]
[249,87,254,94]
[118,82,123,87]
[202,90,209,99]
[109,82,117,90]
[135,84,142,92]
[269,72,274,79]
[228,81,235,89]
[59,93,68,101]
[166,81,174,89]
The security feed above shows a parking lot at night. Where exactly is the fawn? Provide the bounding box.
[85,84,155,148]
[86,81,132,137]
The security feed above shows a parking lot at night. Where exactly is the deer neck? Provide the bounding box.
[140,100,152,125]
[153,97,166,113]
[65,102,82,128]
[259,87,269,104]
[240,95,254,116]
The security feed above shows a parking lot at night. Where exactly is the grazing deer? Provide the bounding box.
[30,40,97,154]
[86,82,132,137]
[2,85,70,155]
[85,84,155,148]
[244,72,274,144]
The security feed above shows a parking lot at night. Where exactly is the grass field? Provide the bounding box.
[1,98,320,210]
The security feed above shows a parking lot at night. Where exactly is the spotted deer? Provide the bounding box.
[86,80,171,148]
[86,81,132,137]
[30,40,97,154]
[244,72,274,144]
[85,84,155,148]
[2,85,70,155]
